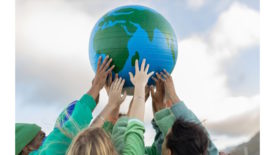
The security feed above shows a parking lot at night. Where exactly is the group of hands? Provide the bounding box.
[87,55,180,124]
[87,56,229,155]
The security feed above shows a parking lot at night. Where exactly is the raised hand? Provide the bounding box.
[93,56,115,89]
[150,75,166,115]
[91,77,126,128]
[108,77,127,108]
[128,59,154,121]
[104,73,119,95]
[158,69,180,104]
[88,56,115,100]
[129,59,154,88]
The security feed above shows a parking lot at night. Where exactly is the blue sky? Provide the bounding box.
[16,0,259,150]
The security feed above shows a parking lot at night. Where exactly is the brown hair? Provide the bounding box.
[67,127,118,155]
[166,118,209,155]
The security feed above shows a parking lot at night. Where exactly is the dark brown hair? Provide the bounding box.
[166,118,209,155]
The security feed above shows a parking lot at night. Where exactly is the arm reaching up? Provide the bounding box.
[92,77,127,128]
[87,55,115,100]
[128,59,154,121]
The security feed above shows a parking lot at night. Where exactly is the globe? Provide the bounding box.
[89,5,178,93]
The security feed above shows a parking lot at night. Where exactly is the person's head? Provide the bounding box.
[16,123,45,155]
[67,127,118,155]
[162,118,209,155]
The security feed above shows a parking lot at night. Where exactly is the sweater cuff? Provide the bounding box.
[128,118,144,126]
[171,101,188,118]
[127,119,145,134]
[154,108,171,121]
[154,109,176,135]
[80,94,96,111]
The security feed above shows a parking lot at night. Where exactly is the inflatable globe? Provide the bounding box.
[89,5,178,93]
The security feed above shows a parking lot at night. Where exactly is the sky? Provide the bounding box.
[16,0,259,150]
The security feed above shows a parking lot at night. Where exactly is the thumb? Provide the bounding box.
[129,72,134,84]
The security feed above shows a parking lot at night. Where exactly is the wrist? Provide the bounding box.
[107,100,119,109]
[87,85,100,99]
[170,94,180,104]
[134,86,145,96]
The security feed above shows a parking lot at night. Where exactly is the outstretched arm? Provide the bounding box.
[120,59,154,155]
[128,59,154,121]
[155,69,218,155]
[92,77,127,128]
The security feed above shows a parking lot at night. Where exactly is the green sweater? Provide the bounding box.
[111,101,219,155]
[30,94,96,155]
[111,118,145,155]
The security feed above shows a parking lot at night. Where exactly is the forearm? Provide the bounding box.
[91,102,115,128]
[87,85,100,100]
[129,86,145,121]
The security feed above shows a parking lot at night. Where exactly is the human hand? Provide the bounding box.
[158,69,180,104]
[93,56,115,89]
[108,77,127,109]
[104,72,119,95]
[88,56,115,99]
[150,75,166,114]
[129,59,154,88]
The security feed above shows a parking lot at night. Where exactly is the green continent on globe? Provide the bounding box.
[131,51,140,66]
[93,6,177,72]
[93,24,131,73]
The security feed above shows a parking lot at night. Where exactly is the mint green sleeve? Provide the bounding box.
[170,101,219,155]
[154,108,176,135]
[144,119,163,155]
[121,119,145,155]
[111,117,129,155]
[102,121,114,135]
[30,94,97,155]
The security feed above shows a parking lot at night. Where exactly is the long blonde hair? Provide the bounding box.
[67,127,118,155]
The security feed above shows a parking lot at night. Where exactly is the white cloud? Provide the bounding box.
[208,2,259,58]
[170,2,259,148]
[16,0,98,104]
[186,0,206,9]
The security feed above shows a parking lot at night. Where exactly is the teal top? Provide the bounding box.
[30,94,96,155]
[111,101,219,155]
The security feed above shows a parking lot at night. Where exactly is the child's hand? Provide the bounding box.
[129,59,154,88]
[108,77,127,108]
[158,69,180,104]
